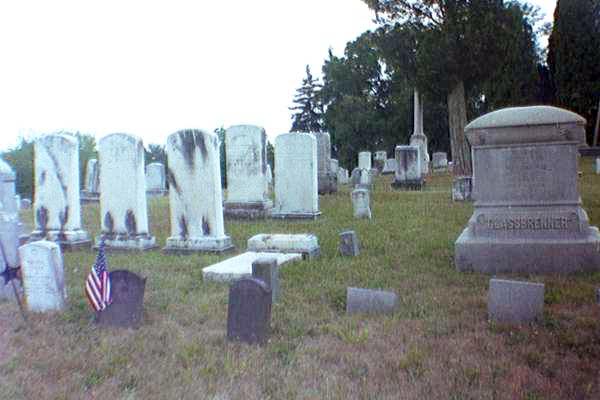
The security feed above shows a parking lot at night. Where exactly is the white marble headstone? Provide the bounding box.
[146,162,167,194]
[85,159,100,193]
[358,152,372,170]
[352,188,372,219]
[0,158,21,299]
[338,167,349,185]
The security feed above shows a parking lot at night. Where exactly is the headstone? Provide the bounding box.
[392,145,423,190]
[272,133,320,219]
[315,132,337,194]
[0,158,22,300]
[227,278,271,345]
[252,257,279,303]
[337,167,349,185]
[595,158,600,174]
[97,134,156,250]
[339,230,360,256]
[15,195,20,211]
[224,125,272,218]
[346,287,398,315]
[330,159,339,175]
[432,152,448,172]
[247,233,320,259]
[373,151,387,172]
[452,176,472,201]
[164,129,233,253]
[266,164,273,188]
[488,279,544,324]
[358,169,372,189]
[456,106,600,273]
[95,270,146,328]
[409,89,430,175]
[381,158,397,175]
[81,158,100,202]
[20,198,32,210]
[352,188,372,219]
[358,151,372,170]
[31,134,90,249]
[145,162,168,196]
[19,240,66,312]
[202,251,302,283]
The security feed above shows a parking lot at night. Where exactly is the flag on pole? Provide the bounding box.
[85,240,111,312]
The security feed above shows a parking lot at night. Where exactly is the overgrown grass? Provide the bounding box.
[1,160,600,399]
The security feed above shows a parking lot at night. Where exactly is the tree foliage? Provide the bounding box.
[289,65,324,132]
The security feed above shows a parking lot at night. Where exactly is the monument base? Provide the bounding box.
[163,235,234,254]
[270,211,321,220]
[95,234,157,251]
[29,229,91,250]
[455,227,600,274]
[391,179,424,191]
[224,200,273,219]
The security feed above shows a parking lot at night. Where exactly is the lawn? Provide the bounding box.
[1,159,600,399]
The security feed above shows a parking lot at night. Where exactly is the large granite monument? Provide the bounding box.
[455,106,600,274]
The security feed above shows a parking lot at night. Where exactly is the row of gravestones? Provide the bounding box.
[27,128,357,252]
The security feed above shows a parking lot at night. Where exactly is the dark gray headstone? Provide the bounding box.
[346,287,398,315]
[227,278,271,344]
[95,270,146,329]
[488,279,544,324]
[252,257,279,303]
[339,231,360,256]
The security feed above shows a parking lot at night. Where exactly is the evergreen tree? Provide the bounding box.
[289,65,324,132]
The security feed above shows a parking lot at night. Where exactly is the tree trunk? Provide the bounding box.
[447,80,472,176]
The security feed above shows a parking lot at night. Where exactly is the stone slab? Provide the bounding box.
[346,287,398,315]
[95,270,146,329]
[227,278,271,345]
[488,279,544,324]
[202,251,301,283]
[247,233,320,259]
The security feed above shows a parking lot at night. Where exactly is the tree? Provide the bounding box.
[289,65,324,132]
[2,138,34,199]
[548,0,600,144]
[145,144,166,165]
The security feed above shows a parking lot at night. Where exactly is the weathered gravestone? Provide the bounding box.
[272,133,320,219]
[351,168,371,189]
[392,145,423,190]
[0,158,22,300]
[381,158,397,175]
[373,151,387,172]
[358,151,372,171]
[164,129,233,253]
[352,188,372,219]
[95,270,146,328]
[488,279,544,324]
[227,278,271,345]
[81,158,100,202]
[339,230,360,257]
[98,134,156,250]
[330,159,339,175]
[247,233,320,259]
[224,125,272,218]
[31,134,90,249]
[452,176,472,202]
[252,257,279,303]
[202,251,301,283]
[456,106,600,273]
[145,162,168,196]
[432,152,448,172]
[19,240,66,312]
[337,167,349,185]
[315,132,337,194]
[409,89,430,175]
[346,287,398,315]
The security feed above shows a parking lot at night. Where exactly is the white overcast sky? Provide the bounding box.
[0,0,554,151]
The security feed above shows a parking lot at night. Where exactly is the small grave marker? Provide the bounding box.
[95,270,146,328]
[227,278,271,344]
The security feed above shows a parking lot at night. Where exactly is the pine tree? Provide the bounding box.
[289,65,323,132]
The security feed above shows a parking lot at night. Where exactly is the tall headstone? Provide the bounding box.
[315,132,337,194]
[81,158,100,202]
[374,151,387,172]
[272,133,320,219]
[352,188,372,219]
[227,278,272,345]
[19,240,66,312]
[31,134,90,249]
[409,89,430,175]
[456,106,600,273]
[358,151,372,170]
[224,125,272,218]
[392,145,423,190]
[97,134,156,250]
[164,129,233,253]
[432,152,448,172]
[145,162,167,195]
[0,158,22,300]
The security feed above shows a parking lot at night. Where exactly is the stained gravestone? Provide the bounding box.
[373,151,387,172]
[227,278,271,345]
[0,158,22,300]
[81,158,100,202]
[272,133,320,219]
[339,230,360,256]
[392,145,423,190]
[164,129,233,253]
[352,188,372,219]
[346,287,398,315]
[456,106,600,273]
[31,134,90,249]
[381,158,397,175]
[252,257,279,303]
[224,125,272,218]
[315,132,337,195]
[488,279,544,324]
[19,240,66,312]
[247,233,320,259]
[432,152,448,172]
[337,168,349,185]
[358,151,372,170]
[95,270,146,328]
[98,134,156,250]
[409,89,430,175]
[146,162,168,195]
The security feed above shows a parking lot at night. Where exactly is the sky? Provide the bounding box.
[0,0,555,151]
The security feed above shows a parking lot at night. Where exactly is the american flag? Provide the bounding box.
[85,240,111,312]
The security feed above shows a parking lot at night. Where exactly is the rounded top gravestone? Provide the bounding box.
[465,106,587,146]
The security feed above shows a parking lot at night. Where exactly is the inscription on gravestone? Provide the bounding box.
[95,270,146,328]
[227,278,271,344]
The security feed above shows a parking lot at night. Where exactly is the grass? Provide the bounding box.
[1,159,600,399]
